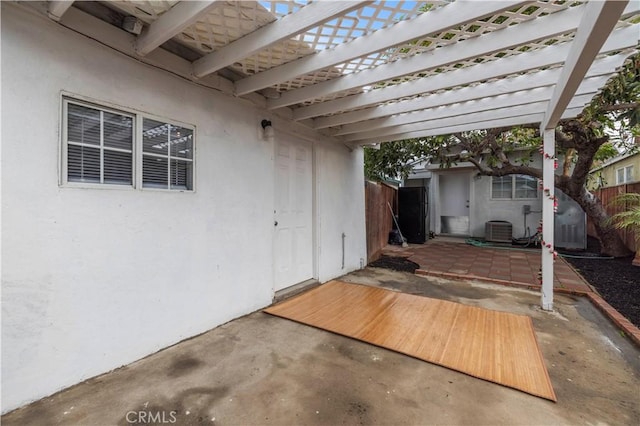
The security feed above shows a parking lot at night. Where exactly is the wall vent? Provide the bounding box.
[485,221,512,243]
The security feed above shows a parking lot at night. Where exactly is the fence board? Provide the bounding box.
[587,183,640,252]
[365,181,398,263]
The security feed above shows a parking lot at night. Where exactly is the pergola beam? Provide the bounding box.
[314,53,628,130]
[194,1,372,78]
[542,0,629,130]
[135,1,223,56]
[333,75,608,136]
[345,102,549,142]
[234,0,529,96]
[48,1,74,21]
[268,4,587,109]
[343,93,593,143]
[318,73,560,131]
[293,24,639,121]
[348,103,582,146]
[352,114,545,146]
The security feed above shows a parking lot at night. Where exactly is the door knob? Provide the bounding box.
[274,221,278,226]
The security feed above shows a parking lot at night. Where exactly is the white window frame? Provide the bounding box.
[139,115,195,191]
[490,174,539,200]
[616,165,634,185]
[61,98,136,189]
[61,95,195,192]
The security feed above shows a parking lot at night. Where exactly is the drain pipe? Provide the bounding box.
[342,232,346,269]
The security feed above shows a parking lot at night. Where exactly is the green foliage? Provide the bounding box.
[582,53,640,135]
[593,143,620,163]
[364,139,428,181]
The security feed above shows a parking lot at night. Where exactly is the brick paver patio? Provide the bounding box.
[409,241,591,292]
[384,239,593,293]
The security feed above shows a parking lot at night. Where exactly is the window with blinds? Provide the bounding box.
[142,119,193,190]
[62,97,194,191]
[491,175,538,199]
[491,176,511,199]
[66,101,133,185]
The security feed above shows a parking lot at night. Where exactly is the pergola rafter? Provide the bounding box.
[335,77,606,139]
[234,0,529,96]
[135,1,224,56]
[314,53,630,130]
[291,24,639,121]
[267,3,588,109]
[343,93,595,143]
[193,1,372,78]
[47,0,73,21]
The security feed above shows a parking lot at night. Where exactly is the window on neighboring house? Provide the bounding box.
[515,175,538,198]
[62,97,194,191]
[616,165,634,184]
[491,175,538,199]
[491,176,512,199]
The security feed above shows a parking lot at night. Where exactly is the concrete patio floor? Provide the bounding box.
[3,268,639,425]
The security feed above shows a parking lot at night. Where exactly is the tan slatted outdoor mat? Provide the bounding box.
[264,280,556,401]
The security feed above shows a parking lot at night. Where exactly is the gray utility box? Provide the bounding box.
[485,220,512,243]
[554,189,587,250]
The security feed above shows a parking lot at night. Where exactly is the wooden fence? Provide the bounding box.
[587,182,640,252]
[365,181,398,263]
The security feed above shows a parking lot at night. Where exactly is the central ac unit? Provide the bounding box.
[485,221,512,243]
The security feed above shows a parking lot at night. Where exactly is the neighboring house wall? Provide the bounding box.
[412,156,545,240]
[470,174,542,239]
[1,5,365,412]
[409,155,586,248]
[589,153,639,190]
[428,169,542,239]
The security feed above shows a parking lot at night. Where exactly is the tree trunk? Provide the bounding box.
[567,186,633,257]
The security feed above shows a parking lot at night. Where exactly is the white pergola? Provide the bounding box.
[36,0,639,310]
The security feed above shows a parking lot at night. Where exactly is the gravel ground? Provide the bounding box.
[562,237,640,329]
[369,256,419,273]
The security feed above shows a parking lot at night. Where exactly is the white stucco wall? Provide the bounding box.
[1,4,365,412]
[315,143,367,282]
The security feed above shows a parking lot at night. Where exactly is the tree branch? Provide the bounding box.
[599,102,639,112]
[467,156,492,174]
[471,162,542,180]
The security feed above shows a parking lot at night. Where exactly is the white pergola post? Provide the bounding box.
[537,0,628,312]
[541,128,556,311]
[48,1,74,21]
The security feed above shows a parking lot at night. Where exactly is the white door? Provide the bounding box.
[439,173,470,235]
[274,137,313,291]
